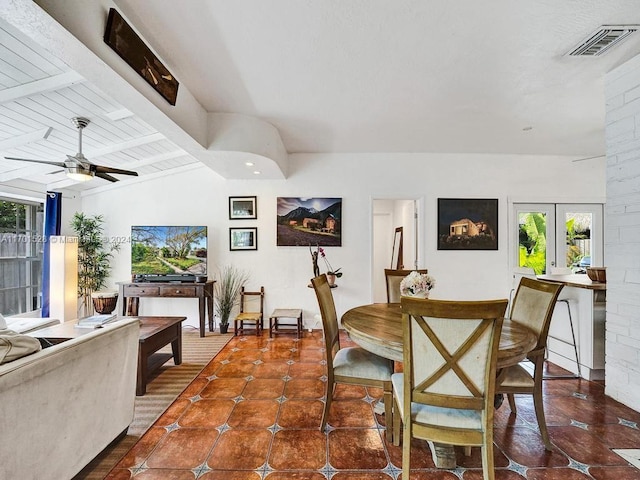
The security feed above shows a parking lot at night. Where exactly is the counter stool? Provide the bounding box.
[269,309,303,338]
[545,267,581,379]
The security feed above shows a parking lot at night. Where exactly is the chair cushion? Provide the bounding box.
[333,347,393,381]
[497,364,535,388]
[392,373,482,430]
[235,313,261,321]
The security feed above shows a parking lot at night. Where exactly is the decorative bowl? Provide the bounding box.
[586,267,606,283]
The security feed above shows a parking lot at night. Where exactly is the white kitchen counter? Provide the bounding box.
[538,274,606,380]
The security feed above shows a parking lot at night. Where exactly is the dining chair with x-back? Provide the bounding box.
[311,274,395,438]
[496,277,564,450]
[384,268,428,303]
[392,297,507,480]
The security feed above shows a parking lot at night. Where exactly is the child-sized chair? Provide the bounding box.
[233,286,264,336]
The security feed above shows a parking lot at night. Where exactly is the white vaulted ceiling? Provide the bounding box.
[1,0,640,192]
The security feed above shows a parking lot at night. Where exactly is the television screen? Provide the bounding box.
[131,226,207,277]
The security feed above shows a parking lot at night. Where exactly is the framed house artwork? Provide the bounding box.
[437,198,498,250]
[230,227,257,251]
[229,196,257,220]
[104,8,179,105]
[276,197,342,246]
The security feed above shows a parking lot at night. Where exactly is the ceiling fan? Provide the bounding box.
[4,117,139,183]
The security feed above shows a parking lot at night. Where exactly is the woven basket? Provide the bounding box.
[586,267,606,283]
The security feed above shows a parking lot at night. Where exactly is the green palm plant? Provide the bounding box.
[214,265,250,331]
[518,212,547,274]
[70,212,120,315]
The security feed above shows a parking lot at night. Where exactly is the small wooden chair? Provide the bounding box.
[233,286,264,336]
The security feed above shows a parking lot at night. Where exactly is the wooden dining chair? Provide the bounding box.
[311,274,395,438]
[496,277,564,450]
[384,268,428,303]
[392,297,507,480]
[233,286,264,336]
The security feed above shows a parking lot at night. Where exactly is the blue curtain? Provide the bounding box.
[41,192,62,317]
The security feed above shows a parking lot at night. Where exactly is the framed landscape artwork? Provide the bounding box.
[229,196,257,220]
[230,227,257,251]
[437,198,498,250]
[276,197,342,246]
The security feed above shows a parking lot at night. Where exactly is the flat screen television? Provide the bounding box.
[131,226,207,282]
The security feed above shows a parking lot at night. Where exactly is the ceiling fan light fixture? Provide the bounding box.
[66,167,94,182]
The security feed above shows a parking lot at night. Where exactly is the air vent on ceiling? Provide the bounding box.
[567,25,639,56]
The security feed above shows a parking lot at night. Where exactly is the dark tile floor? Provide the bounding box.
[106,331,640,479]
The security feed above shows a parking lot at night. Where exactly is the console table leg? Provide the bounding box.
[199,297,206,337]
[127,297,139,316]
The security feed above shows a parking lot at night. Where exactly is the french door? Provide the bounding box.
[512,203,603,275]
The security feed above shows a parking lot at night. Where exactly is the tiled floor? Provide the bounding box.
[106,331,640,479]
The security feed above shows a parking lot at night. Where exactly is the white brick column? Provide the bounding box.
[605,53,640,411]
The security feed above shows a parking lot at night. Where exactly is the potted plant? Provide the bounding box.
[214,265,249,333]
[70,212,120,316]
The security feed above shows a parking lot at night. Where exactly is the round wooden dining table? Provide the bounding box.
[341,302,537,469]
[341,303,536,369]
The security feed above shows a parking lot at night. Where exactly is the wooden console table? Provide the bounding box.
[118,281,215,337]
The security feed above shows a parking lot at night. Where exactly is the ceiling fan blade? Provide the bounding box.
[4,157,67,168]
[94,165,138,176]
[95,171,119,182]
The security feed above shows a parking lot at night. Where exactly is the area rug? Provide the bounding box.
[73,328,232,480]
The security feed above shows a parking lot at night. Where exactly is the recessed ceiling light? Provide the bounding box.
[245,161,254,166]
[253,170,261,175]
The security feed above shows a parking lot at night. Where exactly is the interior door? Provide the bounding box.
[372,199,420,302]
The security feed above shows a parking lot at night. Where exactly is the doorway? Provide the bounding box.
[372,198,421,302]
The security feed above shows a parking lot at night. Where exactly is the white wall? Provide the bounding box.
[76,152,605,330]
[604,52,640,411]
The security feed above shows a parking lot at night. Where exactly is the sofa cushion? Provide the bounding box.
[0,328,42,364]
[0,313,6,329]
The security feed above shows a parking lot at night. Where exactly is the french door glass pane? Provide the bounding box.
[564,212,592,271]
[518,211,548,275]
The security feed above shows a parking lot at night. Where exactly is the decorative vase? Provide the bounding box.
[406,291,430,299]
[327,273,337,286]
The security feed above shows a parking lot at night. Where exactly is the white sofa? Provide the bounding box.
[2,316,60,333]
[0,318,140,480]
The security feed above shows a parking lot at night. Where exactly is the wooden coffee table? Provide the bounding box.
[136,316,185,395]
[29,316,186,396]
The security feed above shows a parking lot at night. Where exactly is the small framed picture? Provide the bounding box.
[229,196,257,220]
[230,227,258,251]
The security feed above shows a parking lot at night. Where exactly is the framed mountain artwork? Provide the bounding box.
[276,197,342,246]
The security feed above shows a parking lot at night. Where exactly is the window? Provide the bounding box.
[0,197,44,315]
[512,203,603,275]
